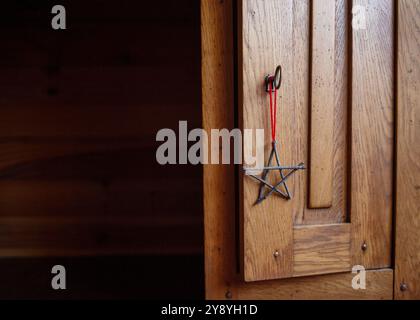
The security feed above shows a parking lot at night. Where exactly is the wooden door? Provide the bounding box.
[239,0,394,282]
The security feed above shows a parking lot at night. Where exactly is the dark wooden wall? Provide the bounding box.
[0,0,203,299]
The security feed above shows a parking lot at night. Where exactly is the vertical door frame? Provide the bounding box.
[394,0,420,300]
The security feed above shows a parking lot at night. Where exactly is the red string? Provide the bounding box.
[269,81,278,142]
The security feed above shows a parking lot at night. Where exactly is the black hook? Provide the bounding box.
[265,65,282,92]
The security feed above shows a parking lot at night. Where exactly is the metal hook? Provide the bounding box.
[265,65,282,92]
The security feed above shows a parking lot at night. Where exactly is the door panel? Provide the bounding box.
[239,0,394,282]
[239,0,309,281]
[309,0,336,209]
[293,224,350,277]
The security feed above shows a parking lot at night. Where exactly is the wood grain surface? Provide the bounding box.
[394,0,420,300]
[239,0,309,282]
[237,268,393,300]
[309,0,336,209]
[350,0,394,269]
[298,0,349,225]
[203,0,395,299]
[293,224,350,277]
[202,0,237,298]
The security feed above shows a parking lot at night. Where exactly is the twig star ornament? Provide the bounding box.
[244,65,305,205]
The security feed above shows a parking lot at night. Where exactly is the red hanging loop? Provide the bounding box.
[268,81,278,142]
[265,65,282,143]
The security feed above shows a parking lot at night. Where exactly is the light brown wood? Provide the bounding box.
[202,0,237,299]
[239,0,309,282]
[293,224,350,277]
[350,0,394,269]
[237,269,393,300]
[394,0,420,300]
[298,0,349,225]
[239,0,349,232]
[203,0,395,300]
[309,0,336,209]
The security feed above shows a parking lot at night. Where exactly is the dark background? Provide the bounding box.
[0,0,203,299]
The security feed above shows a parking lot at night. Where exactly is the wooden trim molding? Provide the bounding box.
[202,0,237,299]
[237,269,393,300]
[394,0,420,300]
[350,0,394,270]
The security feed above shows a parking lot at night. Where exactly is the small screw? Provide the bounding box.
[361,242,368,251]
[225,291,232,299]
[400,283,408,292]
[273,250,280,258]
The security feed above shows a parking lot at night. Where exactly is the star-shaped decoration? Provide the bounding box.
[244,141,305,205]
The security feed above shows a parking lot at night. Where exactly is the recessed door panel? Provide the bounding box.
[239,0,394,282]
